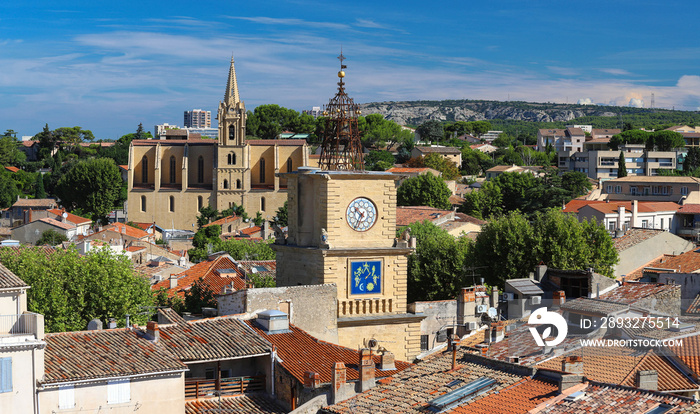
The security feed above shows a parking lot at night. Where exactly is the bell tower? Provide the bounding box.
[217,57,246,146]
[273,54,424,361]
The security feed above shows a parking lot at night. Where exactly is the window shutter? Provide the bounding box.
[108,379,130,404]
[0,358,11,393]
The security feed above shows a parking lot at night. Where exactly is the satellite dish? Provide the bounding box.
[487,307,498,319]
[62,212,68,219]
[147,228,153,234]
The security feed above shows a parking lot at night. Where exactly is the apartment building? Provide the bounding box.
[566,144,677,179]
[183,109,211,128]
[598,176,700,203]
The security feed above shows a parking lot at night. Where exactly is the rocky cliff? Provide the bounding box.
[359,100,620,126]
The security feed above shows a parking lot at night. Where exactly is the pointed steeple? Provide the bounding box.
[224,56,241,106]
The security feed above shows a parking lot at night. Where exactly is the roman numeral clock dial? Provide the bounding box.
[346,197,377,232]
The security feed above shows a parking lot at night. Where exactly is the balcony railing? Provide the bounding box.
[0,314,39,336]
[185,376,265,400]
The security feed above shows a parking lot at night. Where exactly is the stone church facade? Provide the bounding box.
[126,58,309,229]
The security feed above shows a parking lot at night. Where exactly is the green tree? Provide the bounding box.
[647,130,685,151]
[184,277,218,314]
[253,211,264,227]
[364,150,395,171]
[471,210,618,286]
[35,229,68,246]
[154,287,185,313]
[53,126,95,146]
[561,171,592,198]
[54,158,122,223]
[459,180,503,219]
[362,114,413,148]
[416,120,444,143]
[400,221,471,302]
[608,129,649,150]
[397,173,452,209]
[270,201,288,227]
[219,239,275,260]
[684,147,700,173]
[618,152,627,178]
[0,172,20,209]
[422,153,461,180]
[470,121,492,138]
[0,135,26,165]
[34,173,46,198]
[0,247,153,332]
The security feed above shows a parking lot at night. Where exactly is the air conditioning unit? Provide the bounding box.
[467,321,478,330]
[530,296,542,305]
[476,304,488,313]
[502,293,514,301]
[152,275,163,282]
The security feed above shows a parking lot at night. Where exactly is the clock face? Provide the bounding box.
[346,197,377,232]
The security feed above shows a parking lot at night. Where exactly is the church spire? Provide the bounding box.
[224,56,241,106]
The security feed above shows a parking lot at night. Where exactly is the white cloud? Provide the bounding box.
[577,98,594,105]
[599,68,633,76]
[628,98,644,107]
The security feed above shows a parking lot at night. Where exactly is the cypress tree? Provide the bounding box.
[618,151,627,178]
[34,173,46,198]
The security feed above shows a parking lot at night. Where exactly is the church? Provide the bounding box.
[126,58,309,229]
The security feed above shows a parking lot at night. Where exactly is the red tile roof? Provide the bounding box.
[386,167,439,174]
[0,262,29,289]
[246,322,411,384]
[151,255,245,298]
[541,382,696,413]
[4,166,19,173]
[203,215,240,228]
[584,201,681,215]
[125,245,145,252]
[613,228,667,252]
[38,217,75,230]
[450,376,558,414]
[12,198,57,208]
[626,250,700,281]
[240,226,262,236]
[185,393,286,414]
[158,316,271,362]
[104,222,150,239]
[537,346,696,391]
[47,209,91,225]
[43,329,186,384]
[414,146,461,154]
[454,213,487,226]
[396,206,453,228]
[599,282,677,305]
[679,204,700,214]
[670,334,700,378]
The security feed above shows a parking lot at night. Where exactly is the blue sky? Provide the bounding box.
[1,0,699,139]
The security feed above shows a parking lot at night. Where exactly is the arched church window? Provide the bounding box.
[169,156,176,184]
[287,157,293,173]
[197,156,204,184]
[259,158,266,183]
[223,179,229,189]
[236,179,241,189]
[229,125,235,141]
[141,156,148,183]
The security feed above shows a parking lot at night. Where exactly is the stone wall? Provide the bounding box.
[217,284,338,343]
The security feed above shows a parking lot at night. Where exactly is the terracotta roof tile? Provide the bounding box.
[4,166,19,173]
[43,329,186,384]
[584,201,681,215]
[386,167,439,174]
[450,376,558,414]
[104,222,150,239]
[454,213,487,226]
[151,255,245,298]
[599,282,677,305]
[185,393,286,414]
[47,209,91,225]
[246,322,411,384]
[396,206,452,228]
[38,217,75,230]
[203,215,240,228]
[11,198,57,208]
[0,262,29,289]
[537,346,696,391]
[670,334,700,378]
[414,146,461,154]
[240,226,262,236]
[688,294,700,314]
[613,228,667,252]
[158,316,271,362]
[626,250,700,281]
[540,382,696,413]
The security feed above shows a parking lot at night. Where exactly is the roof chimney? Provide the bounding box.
[636,370,658,390]
[169,274,178,289]
[562,355,584,375]
[358,348,375,392]
[553,291,565,308]
[303,371,320,389]
[331,362,347,404]
[146,321,160,342]
[380,351,396,371]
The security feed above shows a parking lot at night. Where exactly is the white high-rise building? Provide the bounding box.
[184,109,212,128]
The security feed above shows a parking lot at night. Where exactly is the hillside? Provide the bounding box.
[359,100,700,133]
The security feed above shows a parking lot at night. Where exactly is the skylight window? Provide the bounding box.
[428,377,497,412]
[645,404,673,414]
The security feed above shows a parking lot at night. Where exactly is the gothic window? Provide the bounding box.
[236,179,241,189]
[223,179,229,189]
[229,125,235,141]
[141,156,148,183]
[169,196,175,212]
[287,157,293,173]
[197,196,203,211]
[197,156,204,184]
[169,156,176,184]
[232,153,236,165]
[141,196,146,212]
[260,158,266,183]
[261,197,266,212]
[227,154,231,164]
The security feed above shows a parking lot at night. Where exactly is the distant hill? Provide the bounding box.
[359,100,700,136]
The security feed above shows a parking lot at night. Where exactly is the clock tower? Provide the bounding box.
[273,54,424,361]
